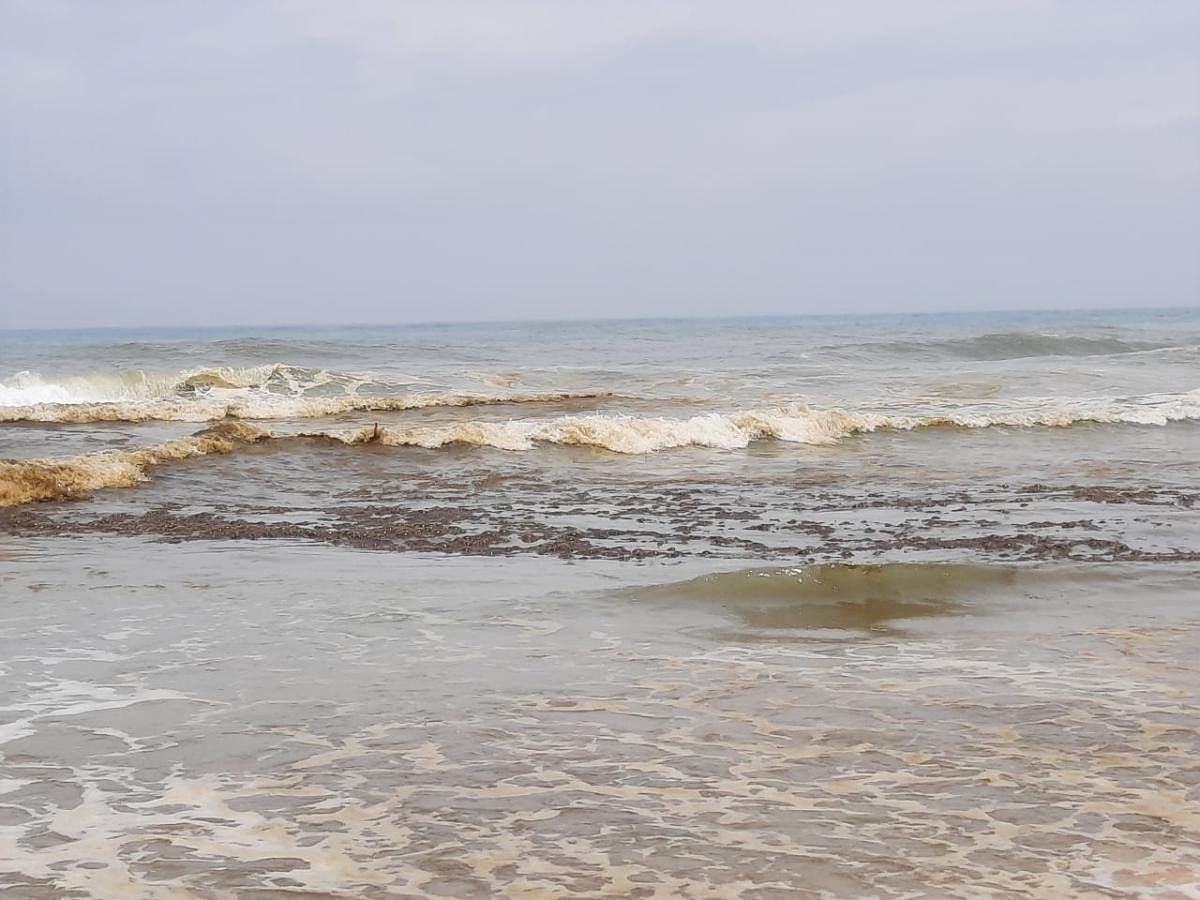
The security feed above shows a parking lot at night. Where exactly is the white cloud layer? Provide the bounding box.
[1,1,1197,326]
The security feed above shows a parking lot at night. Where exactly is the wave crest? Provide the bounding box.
[314,406,887,452]
[0,365,296,405]
[3,394,1197,506]
[0,389,610,424]
[317,395,1200,453]
[0,422,270,506]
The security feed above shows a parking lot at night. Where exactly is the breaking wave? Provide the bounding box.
[0,364,307,405]
[0,362,610,423]
[0,392,609,424]
[315,394,1200,453]
[0,422,271,506]
[3,393,1197,506]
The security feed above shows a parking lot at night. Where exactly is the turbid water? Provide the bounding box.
[1,309,1198,897]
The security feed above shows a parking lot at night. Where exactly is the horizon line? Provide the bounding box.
[2,301,1197,335]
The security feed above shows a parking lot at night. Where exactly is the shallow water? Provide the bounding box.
[1,309,1198,896]
[1,541,1197,897]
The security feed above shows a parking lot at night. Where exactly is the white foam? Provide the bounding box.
[0,365,286,405]
[322,393,1200,453]
[4,392,1198,506]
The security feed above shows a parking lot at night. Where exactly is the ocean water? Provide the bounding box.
[1,308,1198,897]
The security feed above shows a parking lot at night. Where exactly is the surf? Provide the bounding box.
[3,393,1198,506]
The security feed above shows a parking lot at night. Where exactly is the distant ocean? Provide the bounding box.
[2,308,1198,896]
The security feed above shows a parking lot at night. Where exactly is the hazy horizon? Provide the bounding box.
[3,1,1198,329]
[2,302,1197,336]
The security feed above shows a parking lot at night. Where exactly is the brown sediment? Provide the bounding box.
[2,499,1198,563]
[0,422,270,506]
[1023,484,1199,506]
[3,422,1197,562]
[0,506,672,559]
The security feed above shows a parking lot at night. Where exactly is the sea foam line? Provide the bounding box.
[2,396,1197,507]
[310,395,1199,452]
[0,390,610,424]
[0,363,610,423]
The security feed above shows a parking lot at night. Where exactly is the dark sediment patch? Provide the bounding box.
[1022,484,1198,507]
[3,499,1198,563]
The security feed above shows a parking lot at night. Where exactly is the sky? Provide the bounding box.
[1,1,1198,328]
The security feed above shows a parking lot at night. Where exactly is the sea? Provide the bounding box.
[1,307,1198,898]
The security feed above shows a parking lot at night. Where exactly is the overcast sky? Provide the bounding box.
[2,1,1198,328]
